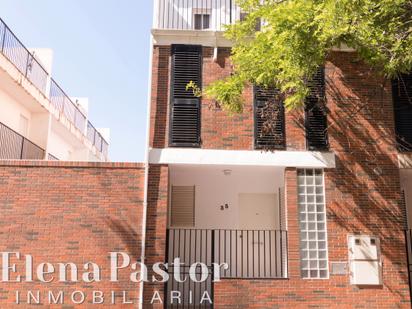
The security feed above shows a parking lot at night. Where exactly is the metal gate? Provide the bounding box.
[164,228,288,308]
[165,229,214,308]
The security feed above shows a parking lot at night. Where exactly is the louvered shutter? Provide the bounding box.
[254,86,286,150]
[393,73,412,151]
[305,67,329,151]
[170,45,202,147]
[170,186,195,227]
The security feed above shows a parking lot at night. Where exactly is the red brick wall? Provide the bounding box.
[202,47,255,150]
[214,53,410,308]
[143,164,169,308]
[149,46,255,150]
[0,161,145,308]
[150,46,171,149]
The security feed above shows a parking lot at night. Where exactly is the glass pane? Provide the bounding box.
[297,169,328,279]
[203,15,210,29]
[194,14,202,30]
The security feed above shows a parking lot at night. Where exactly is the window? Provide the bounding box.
[170,186,195,227]
[392,73,412,151]
[254,86,286,150]
[297,169,329,279]
[305,67,329,150]
[194,14,210,30]
[170,45,202,147]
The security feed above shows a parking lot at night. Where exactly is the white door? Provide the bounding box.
[238,193,279,230]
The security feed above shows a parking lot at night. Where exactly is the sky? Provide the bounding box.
[0,1,153,162]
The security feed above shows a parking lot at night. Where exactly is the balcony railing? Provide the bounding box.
[154,0,241,31]
[0,122,45,160]
[87,121,109,158]
[165,228,287,307]
[48,153,59,161]
[167,228,288,278]
[0,18,108,158]
[0,19,48,94]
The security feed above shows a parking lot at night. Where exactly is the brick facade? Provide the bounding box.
[149,44,317,152]
[0,44,408,308]
[150,46,255,150]
[212,53,410,307]
[143,164,169,308]
[0,161,145,308]
[148,46,411,307]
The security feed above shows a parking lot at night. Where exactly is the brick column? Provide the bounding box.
[150,46,171,149]
[284,167,301,279]
[143,164,169,307]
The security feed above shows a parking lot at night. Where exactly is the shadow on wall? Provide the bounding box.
[325,52,407,297]
[105,217,140,261]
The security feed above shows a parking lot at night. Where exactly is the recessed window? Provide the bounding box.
[305,67,329,151]
[297,169,329,279]
[254,85,286,150]
[392,73,412,151]
[170,45,202,147]
[194,14,210,30]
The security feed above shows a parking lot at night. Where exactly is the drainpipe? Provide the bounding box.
[139,35,155,309]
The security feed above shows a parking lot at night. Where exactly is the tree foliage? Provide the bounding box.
[202,0,412,111]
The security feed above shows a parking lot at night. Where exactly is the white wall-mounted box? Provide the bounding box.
[348,235,382,285]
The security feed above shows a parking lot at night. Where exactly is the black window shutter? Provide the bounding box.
[170,45,202,147]
[254,86,286,150]
[305,67,329,151]
[392,73,412,151]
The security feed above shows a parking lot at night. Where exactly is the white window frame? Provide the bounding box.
[193,8,211,30]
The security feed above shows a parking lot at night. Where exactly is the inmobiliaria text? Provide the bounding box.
[1,252,228,305]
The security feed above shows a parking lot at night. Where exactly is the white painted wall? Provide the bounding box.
[155,0,241,30]
[150,148,336,168]
[29,113,50,151]
[0,50,109,162]
[29,48,53,74]
[71,97,89,116]
[47,130,75,161]
[170,165,285,229]
[0,87,33,136]
[97,128,111,143]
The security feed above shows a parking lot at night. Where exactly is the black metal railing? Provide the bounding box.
[0,122,45,160]
[0,18,108,158]
[155,0,240,31]
[87,121,109,158]
[405,229,412,303]
[49,78,87,132]
[165,228,288,307]
[167,228,288,279]
[48,153,59,161]
[0,19,48,94]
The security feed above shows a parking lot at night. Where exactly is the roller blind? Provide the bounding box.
[170,186,195,227]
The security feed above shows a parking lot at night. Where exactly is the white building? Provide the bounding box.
[0,18,109,161]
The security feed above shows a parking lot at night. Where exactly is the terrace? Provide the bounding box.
[0,18,108,160]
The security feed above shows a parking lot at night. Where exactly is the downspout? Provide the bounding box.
[139,35,154,309]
